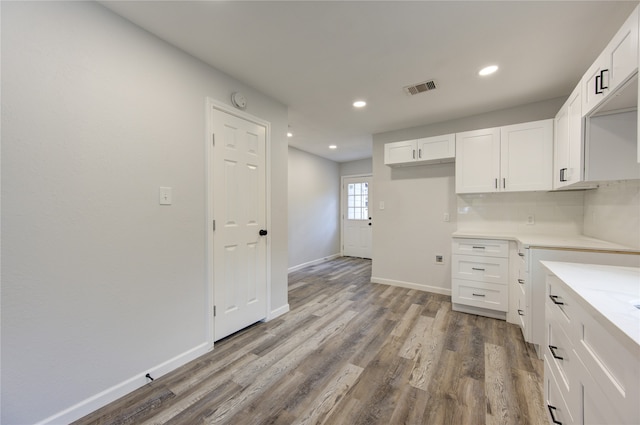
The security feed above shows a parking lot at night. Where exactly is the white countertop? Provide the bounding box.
[541,261,640,351]
[452,231,639,252]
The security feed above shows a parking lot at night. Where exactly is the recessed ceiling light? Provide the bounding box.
[329,145,337,149]
[479,65,499,76]
[353,100,367,108]
[287,132,293,137]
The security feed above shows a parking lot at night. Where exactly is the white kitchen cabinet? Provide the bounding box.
[384,134,455,166]
[582,6,639,116]
[554,86,639,189]
[455,128,501,193]
[554,85,588,189]
[543,266,640,424]
[528,248,639,358]
[501,120,553,192]
[455,120,553,194]
[452,238,509,319]
[507,242,530,341]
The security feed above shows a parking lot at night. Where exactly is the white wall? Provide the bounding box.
[583,180,640,248]
[371,97,567,294]
[288,147,340,270]
[1,2,288,424]
[340,157,372,177]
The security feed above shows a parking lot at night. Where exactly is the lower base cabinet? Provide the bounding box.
[543,269,639,424]
[451,238,509,320]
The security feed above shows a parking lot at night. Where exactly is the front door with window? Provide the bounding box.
[342,176,372,259]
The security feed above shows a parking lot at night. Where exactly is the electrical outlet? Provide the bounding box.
[527,215,535,225]
[435,254,445,264]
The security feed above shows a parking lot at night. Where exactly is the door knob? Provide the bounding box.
[259,229,268,236]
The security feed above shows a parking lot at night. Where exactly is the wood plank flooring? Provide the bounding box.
[73,257,547,425]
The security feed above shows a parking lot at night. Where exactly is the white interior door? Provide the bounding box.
[212,108,267,341]
[342,176,372,259]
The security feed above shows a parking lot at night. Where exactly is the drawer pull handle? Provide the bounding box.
[472,293,486,297]
[518,252,525,257]
[518,309,524,316]
[549,295,564,305]
[549,345,563,360]
[472,267,485,271]
[517,279,525,284]
[547,405,562,425]
[471,246,486,249]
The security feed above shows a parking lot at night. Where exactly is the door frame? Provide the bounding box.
[340,173,373,257]
[205,97,272,348]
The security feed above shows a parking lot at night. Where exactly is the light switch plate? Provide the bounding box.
[159,187,172,205]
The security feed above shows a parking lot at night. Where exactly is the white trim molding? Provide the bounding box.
[267,304,290,321]
[34,343,210,425]
[288,253,341,273]
[370,276,452,297]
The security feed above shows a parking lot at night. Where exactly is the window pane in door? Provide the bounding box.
[346,181,370,221]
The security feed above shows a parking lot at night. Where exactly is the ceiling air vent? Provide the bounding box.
[403,79,437,96]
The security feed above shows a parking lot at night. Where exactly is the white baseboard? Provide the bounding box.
[288,253,341,273]
[370,276,452,297]
[267,303,290,321]
[35,342,211,425]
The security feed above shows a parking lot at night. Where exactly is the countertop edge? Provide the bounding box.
[540,261,640,354]
[452,231,640,253]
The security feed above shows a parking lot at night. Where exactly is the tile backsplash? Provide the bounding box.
[583,180,640,249]
[457,180,640,249]
[457,190,585,235]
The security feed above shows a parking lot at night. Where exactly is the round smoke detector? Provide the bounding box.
[231,92,247,110]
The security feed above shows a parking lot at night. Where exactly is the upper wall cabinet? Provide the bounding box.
[384,134,455,167]
[455,120,553,194]
[554,4,640,188]
[554,85,588,189]
[582,6,639,117]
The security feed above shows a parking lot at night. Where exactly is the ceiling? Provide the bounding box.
[100,1,638,162]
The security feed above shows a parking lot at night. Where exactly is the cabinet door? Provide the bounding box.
[582,52,609,115]
[554,86,584,189]
[384,140,416,165]
[415,133,455,163]
[583,6,639,116]
[554,97,569,189]
[455,127,500,193]
[607,6,639,95]
[500,119,553,192]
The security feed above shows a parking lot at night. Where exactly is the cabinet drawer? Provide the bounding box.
[546,304,578,401]
[575,308,640,416]
[452,279,508,312]
[452,238,509,258]
[452,255,508,284]
[545,357,576,425]
[546,274,576,338]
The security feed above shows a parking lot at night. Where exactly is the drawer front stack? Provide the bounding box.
[508,241,530,340]
[544,273,640,424]
[452,238,509,316]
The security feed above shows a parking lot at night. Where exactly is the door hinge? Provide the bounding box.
[213,306,216,317]
[212,220,216,231]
